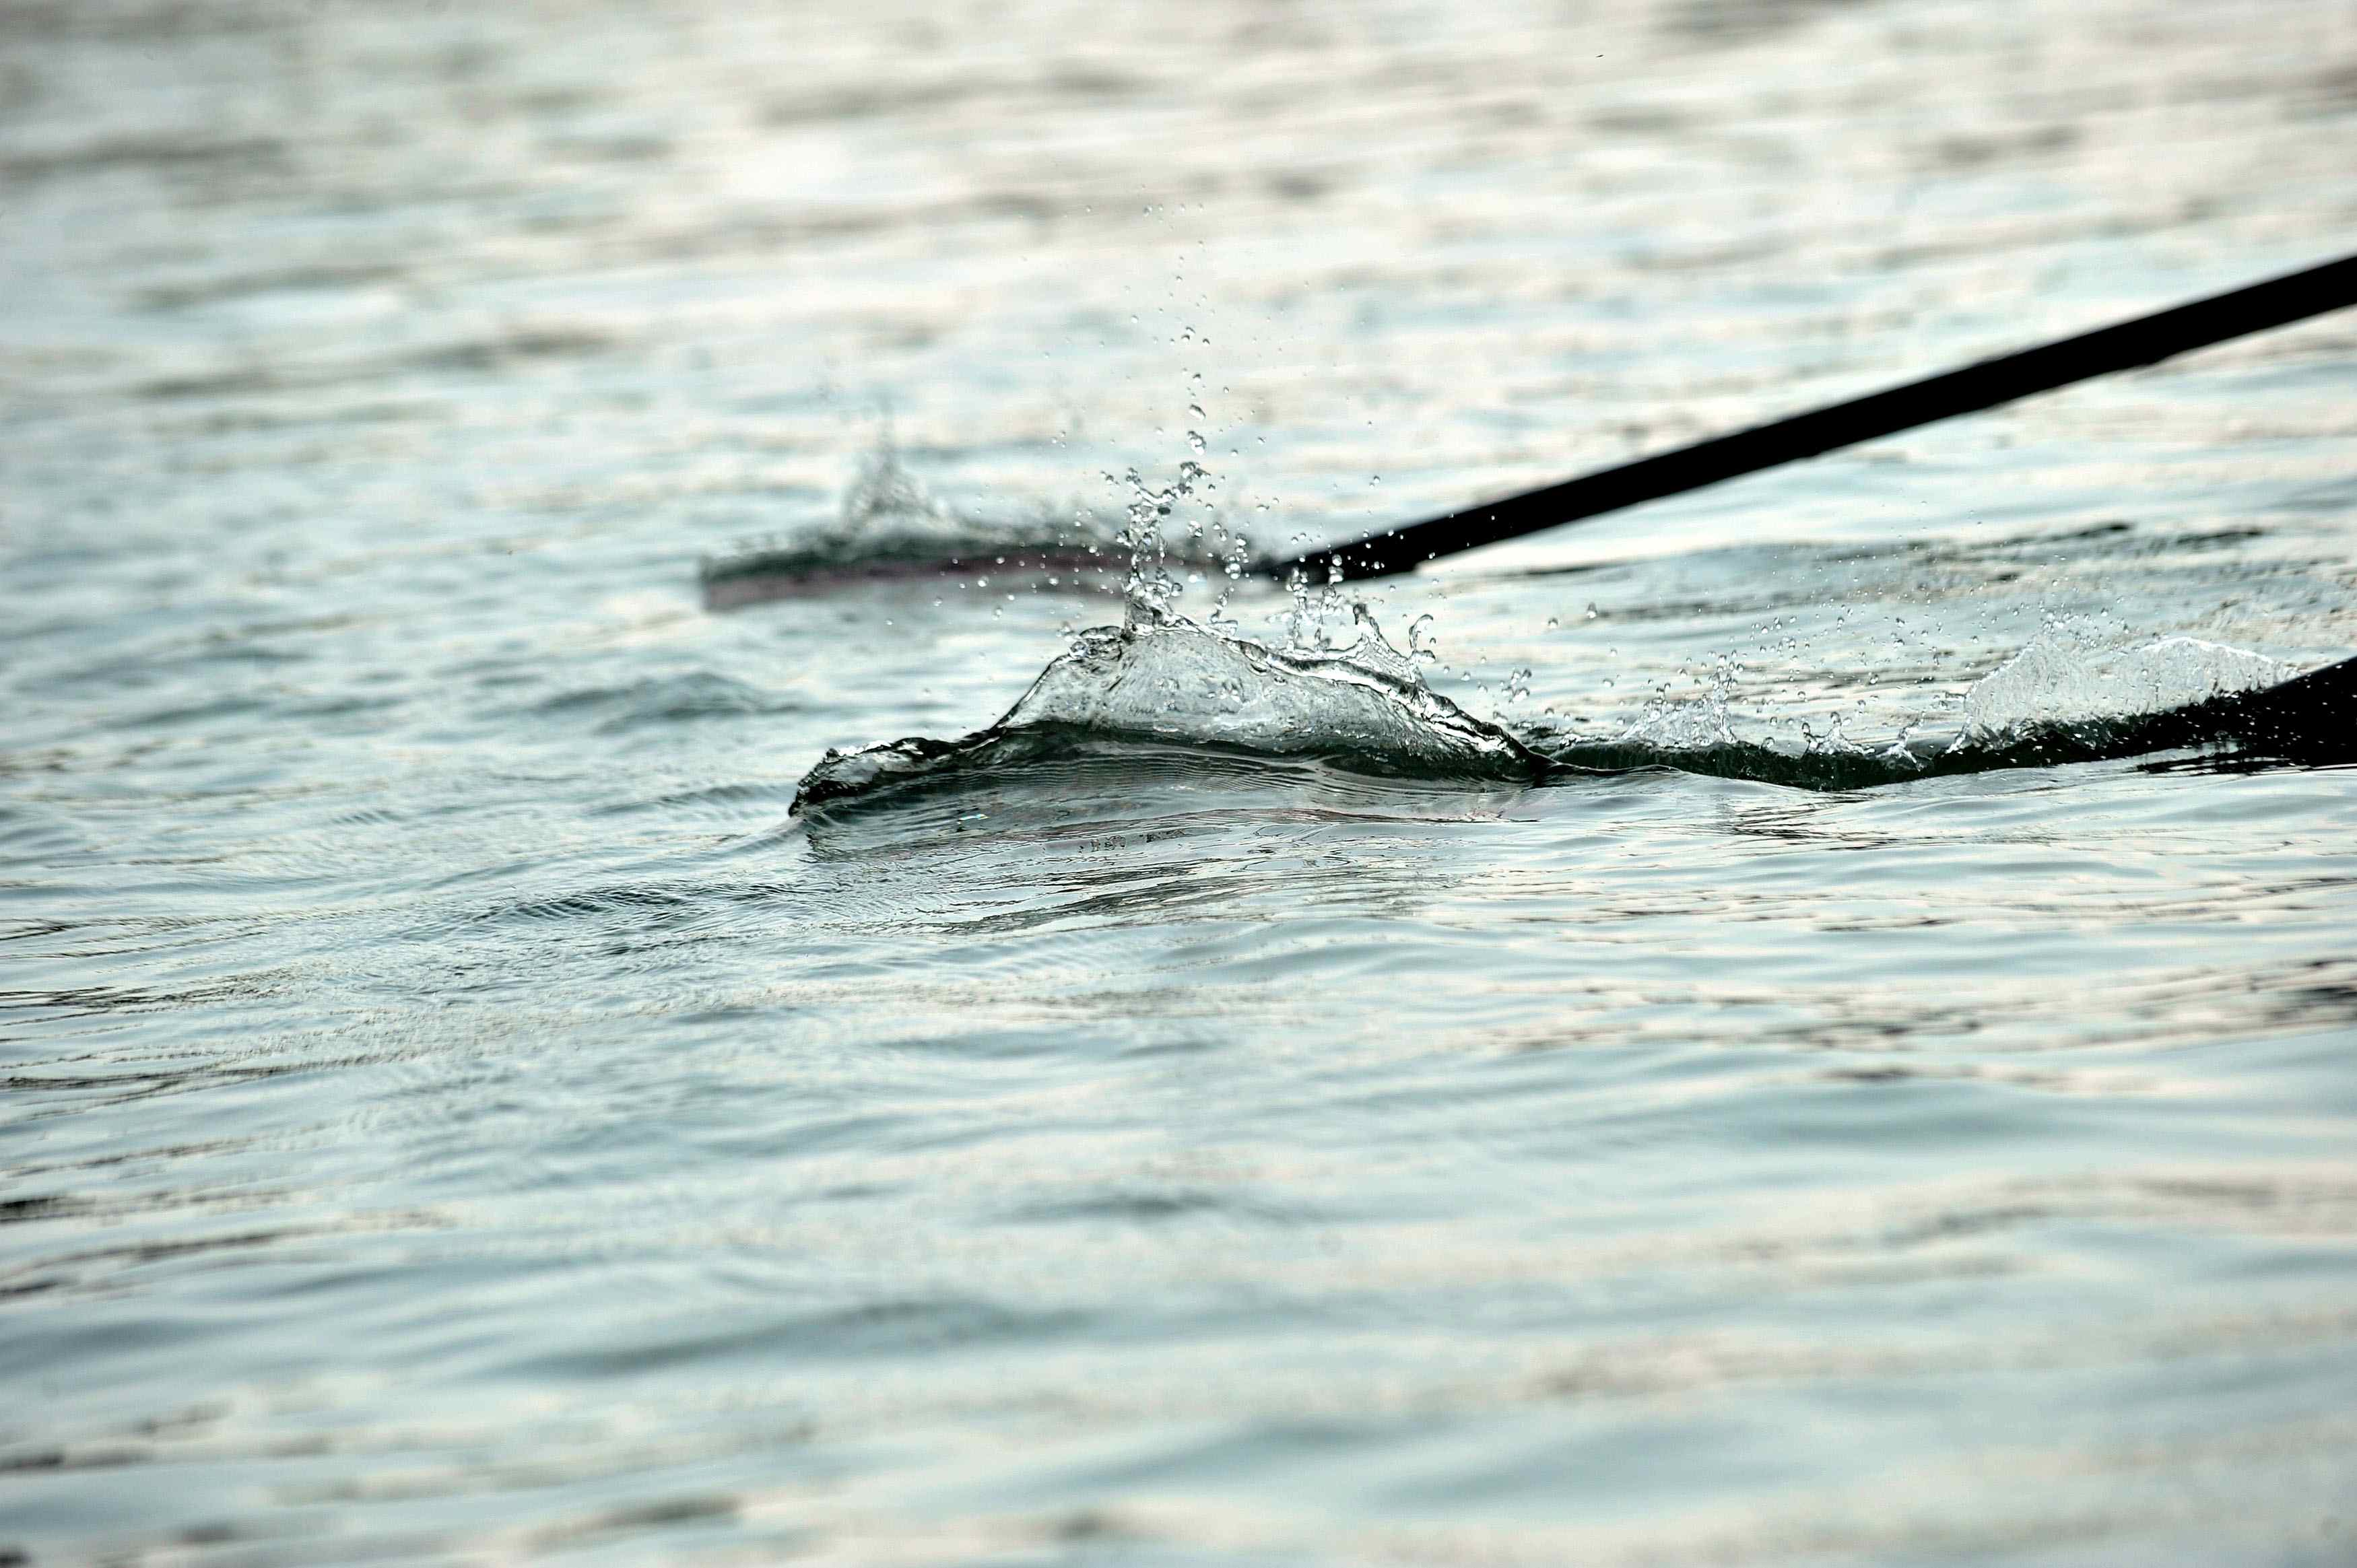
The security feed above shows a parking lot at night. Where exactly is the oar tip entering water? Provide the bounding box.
[2203,650,2357,759]
[1271,251,2357,584]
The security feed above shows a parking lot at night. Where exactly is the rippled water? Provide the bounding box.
[7,0,2357,1562]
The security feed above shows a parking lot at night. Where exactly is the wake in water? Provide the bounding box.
[701,440,1244,609]
[1528,625,2337,791]
[793,605,2356,813]
[783,430,2351,811]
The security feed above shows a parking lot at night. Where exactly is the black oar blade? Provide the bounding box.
[2188,652,2357,761]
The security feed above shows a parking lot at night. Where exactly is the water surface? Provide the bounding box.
[5,0,2357,1562]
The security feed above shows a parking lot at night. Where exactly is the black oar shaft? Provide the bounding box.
[1277,252,2357,582]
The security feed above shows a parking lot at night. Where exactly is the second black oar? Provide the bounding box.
[1271,250,2357,584]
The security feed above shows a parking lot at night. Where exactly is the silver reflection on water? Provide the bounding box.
[4,0,2357,1564]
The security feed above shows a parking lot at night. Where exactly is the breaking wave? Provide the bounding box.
[795,613,1543,811]
[793,609,2354,814]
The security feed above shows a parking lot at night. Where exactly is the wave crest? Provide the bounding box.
[1957,632,2296,747]
[793,613,2350,813]
[795,615,1545,812]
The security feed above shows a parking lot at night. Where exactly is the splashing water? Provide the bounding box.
[1110,455,1255,631]
[794,600,2341,813]
[1110,461,1195,627]
[1616,651,1746,751]
[795,610,1544,811]
[837,432,961,538]
[1955,625,2298,748]
[1007,616,1536,774]
[700,438,1243,609]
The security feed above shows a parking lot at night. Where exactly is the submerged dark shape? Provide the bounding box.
[702,542,1123,608]
[1518,649,2357,792]
[1546,654,2355,791]
[793,617,2357,814]
[2126,649,2357,762]
[699,438,1245,608]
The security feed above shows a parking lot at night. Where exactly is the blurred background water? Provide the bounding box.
[5,0,2357,1562]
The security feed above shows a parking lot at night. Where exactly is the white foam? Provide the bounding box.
[1001,615,1544,778]
[1958,630,2294,747]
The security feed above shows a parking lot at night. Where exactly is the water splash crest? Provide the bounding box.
[795,607,2350,813]
[795,611,1543,811]
[1954,627,2296,748]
